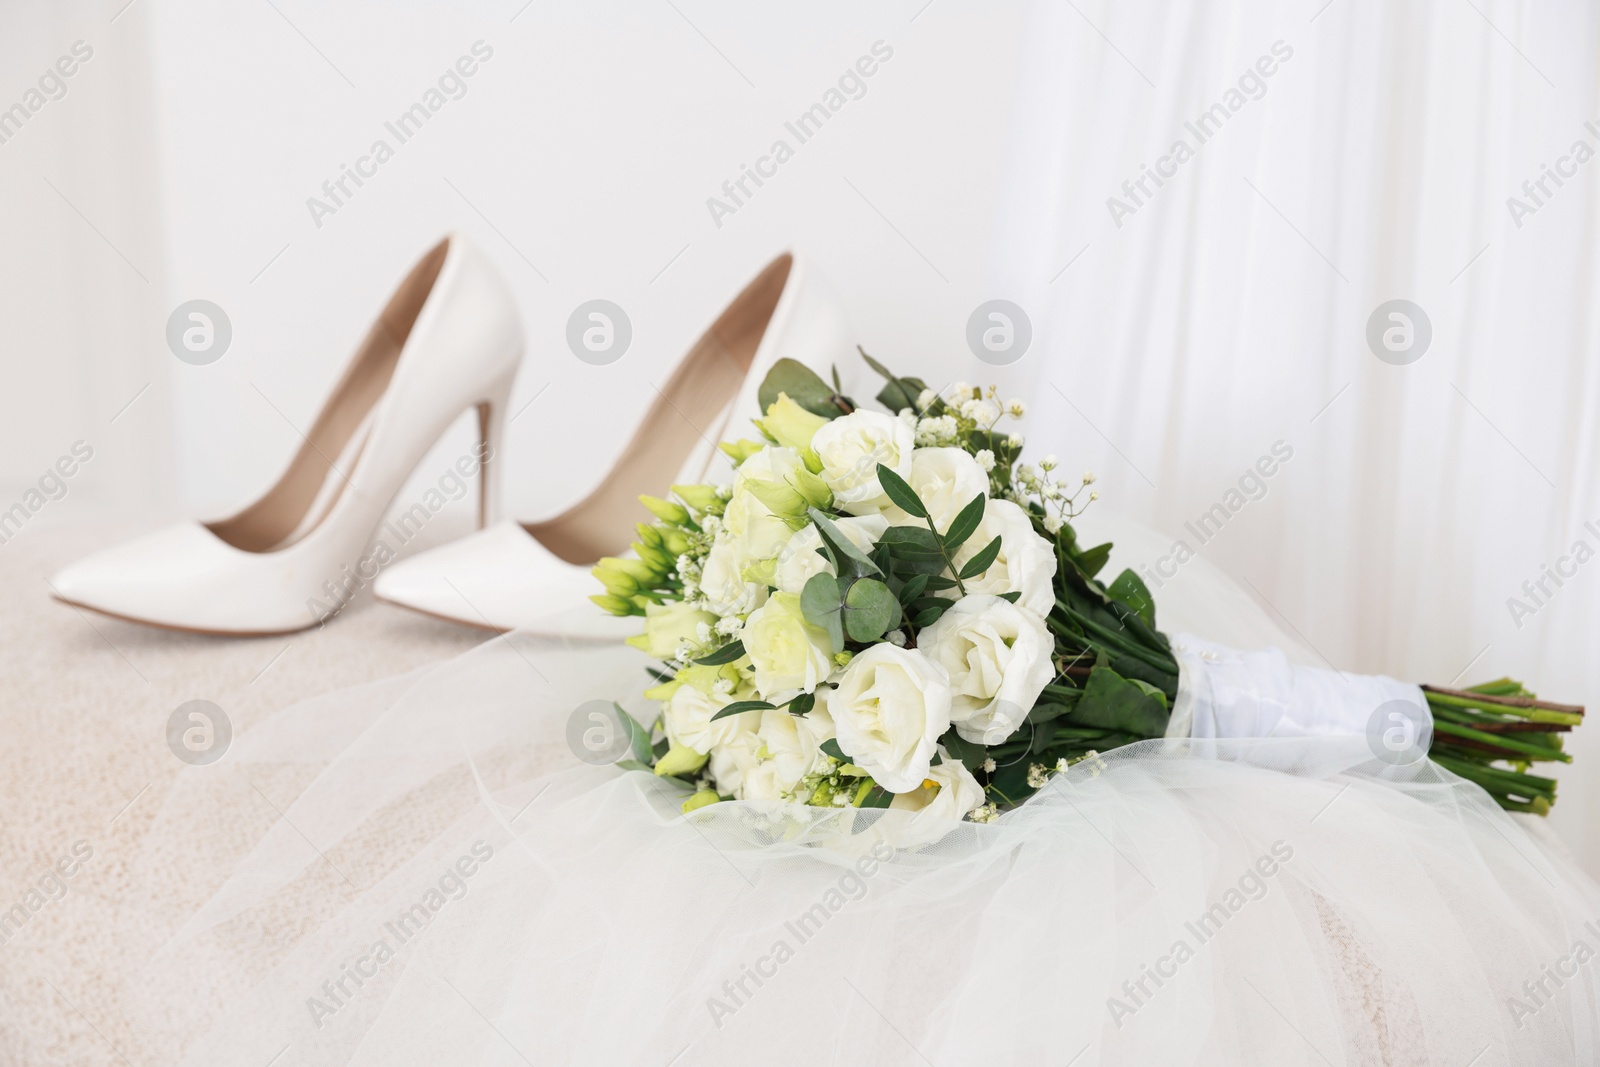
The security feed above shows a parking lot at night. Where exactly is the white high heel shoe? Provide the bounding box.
[372,251,855,637]
[51,235,524,635]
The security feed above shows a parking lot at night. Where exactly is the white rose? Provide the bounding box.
[918,594,1054,744]
[879,447,988,532]
[890,753,986,821]
[697,534,768,617]
[773,514,889,595]
[827,645,952,793]
[741,706,836,801]
[742,591,835,700]
[950,499,1057,616]
[811,410,914,516]
[662,681,760,755]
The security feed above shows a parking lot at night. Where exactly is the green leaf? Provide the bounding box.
[758,358,844,418]
[843,578,899,643]
[808,508,881,578]
[1076,541,1113,579]
[855,783,895,809]
[942,493,987,551]
[786,692,816,715]
[1106,568,1157,629]
[694,641,746,666]
[1068,667,1170,738]
[1026,702,1073,724]
[820,738,850,763]
[959,535,1003,579]
[875,463,928,519]
[913,602,952,627]
[614,703,655,765]
[998,591,1021,603]
[879,525,945,564]
[939,728,986,773]
[858,347,927,414]
[710,699,776,721]
[615,758,653,773]
[897,573,931,605]
[800,572,846,653]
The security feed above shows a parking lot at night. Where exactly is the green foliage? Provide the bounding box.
[757,358,852,418]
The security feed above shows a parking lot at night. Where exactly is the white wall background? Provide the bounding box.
[3,0,1598,871]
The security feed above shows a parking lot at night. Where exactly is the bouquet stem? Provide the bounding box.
[1419,681,1583,814]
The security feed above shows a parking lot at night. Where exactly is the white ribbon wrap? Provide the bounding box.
[1166,633,1428,740]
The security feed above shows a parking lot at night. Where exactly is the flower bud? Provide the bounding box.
[640,495,689,525]
[718,438,767,465]
[755,393,831,466]
[742,477,808,519]
[671,482,723,515]
[655,743,710,778]
[589,593,638,616]
[681,789,721,814]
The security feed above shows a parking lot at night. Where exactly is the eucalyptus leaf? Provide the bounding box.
[757,358,844,418]
[808,508,881,578]
[843,578,900,643]
[800,572,846,653]
[878,525,945,560]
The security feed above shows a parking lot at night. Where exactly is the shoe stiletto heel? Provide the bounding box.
[51,234,525,635]
[475,370,517,529]
[373,251,857,637]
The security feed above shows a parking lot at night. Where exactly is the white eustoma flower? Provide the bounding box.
[626,600,717,659]
[827,644,952,793]
[709,728,762,797]
[951,498,1057,616]
[889,754,986,820]
[662,681,760,755]
[742,591,835,700]
[773,514,889,595]
[697,534,768,617]
[879,447,988,532]
[811,410,914,516]
[723,446,807,562]
[741,706,836,801]
[918,594,1054,744]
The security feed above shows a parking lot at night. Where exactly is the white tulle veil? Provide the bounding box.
[123,514,1600,1065]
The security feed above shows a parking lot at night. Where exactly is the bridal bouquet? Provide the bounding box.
[593,353,1583,819]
